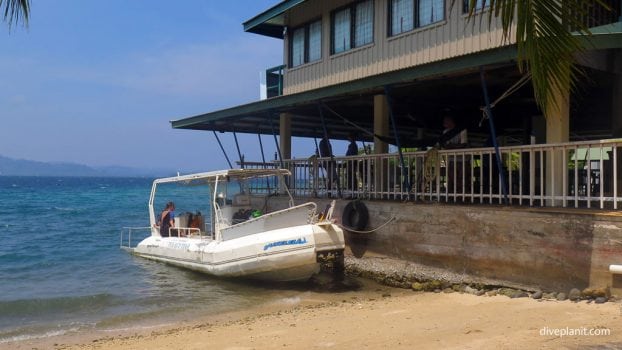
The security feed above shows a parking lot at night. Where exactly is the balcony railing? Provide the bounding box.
[244,139,622,210]
[265,65,285,98]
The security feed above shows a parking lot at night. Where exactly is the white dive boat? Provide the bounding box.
[122,169,345,282]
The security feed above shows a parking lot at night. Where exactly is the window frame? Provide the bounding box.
[289,18,323,68]
[387,0,445,37]
[330,0,375,55]
[462,0,489,14]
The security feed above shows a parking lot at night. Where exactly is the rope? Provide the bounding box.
[337,216,396,234]
[479,73,531,127]
[320,103,375,138]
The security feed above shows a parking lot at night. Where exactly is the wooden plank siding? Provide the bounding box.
[282,0,515,95]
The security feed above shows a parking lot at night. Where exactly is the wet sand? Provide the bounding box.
[14,283,622,350]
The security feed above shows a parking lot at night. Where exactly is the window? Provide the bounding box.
[419,0,444,27]
[391,0,414,36]
[463,0,489,13]
[389,0,444,36]
[289,19,322,67]
[331,0,374,55]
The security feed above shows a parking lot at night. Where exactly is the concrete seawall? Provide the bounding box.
[263,196,622,292]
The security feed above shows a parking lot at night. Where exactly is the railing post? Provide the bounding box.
[600,146,605,209]
[563,147,568,207]
[574,146,579,208]
[588,145,592,208]
[615,145,618,210]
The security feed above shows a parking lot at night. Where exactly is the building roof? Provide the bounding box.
[243,0,306,38]
[171,46,519,141]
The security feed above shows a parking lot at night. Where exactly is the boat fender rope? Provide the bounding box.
[338,216,396,234]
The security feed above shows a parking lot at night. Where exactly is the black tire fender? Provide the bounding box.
[341,200,369,231]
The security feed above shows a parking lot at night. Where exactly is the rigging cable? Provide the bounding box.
[212,131,233,169]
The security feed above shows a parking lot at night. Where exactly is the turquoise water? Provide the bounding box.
[0,176,302,344]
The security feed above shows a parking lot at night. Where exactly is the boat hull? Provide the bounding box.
[132,223,344,282]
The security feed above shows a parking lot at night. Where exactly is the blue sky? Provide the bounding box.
[0,0,329,172]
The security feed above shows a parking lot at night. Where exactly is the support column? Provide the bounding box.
[611,52,622,199]
[373,95,390,154]
[279,113,292,193]
[279,113,292,160]
[612,52,622,137]
[545,88,570,206]
[374,95,390,194]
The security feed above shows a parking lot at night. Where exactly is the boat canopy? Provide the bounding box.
[153,169,291,185]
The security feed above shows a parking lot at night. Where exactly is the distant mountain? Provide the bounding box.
[0,155,173,177]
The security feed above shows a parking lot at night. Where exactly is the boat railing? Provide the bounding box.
[168,227,203,238]
[270,138,622,210]
[120,226,152,249]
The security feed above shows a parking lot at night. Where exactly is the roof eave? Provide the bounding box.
[242,0,307,39]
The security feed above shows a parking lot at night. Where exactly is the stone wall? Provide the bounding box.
[262,196,622,292]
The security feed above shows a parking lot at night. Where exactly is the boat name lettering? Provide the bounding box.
[263,238,308,251]
[168,242,190,250]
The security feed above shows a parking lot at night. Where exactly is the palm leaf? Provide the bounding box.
[462,0,613,117]
[1,0,30,29]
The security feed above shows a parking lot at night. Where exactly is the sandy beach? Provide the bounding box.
[11,282,620,350]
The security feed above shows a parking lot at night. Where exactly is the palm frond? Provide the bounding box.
[461,0,612,117]
[1,0,30,29]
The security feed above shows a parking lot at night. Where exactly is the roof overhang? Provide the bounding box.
[171,45,518,140]
[243,0,307,39]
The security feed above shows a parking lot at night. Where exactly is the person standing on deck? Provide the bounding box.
[319,134,338,195]
[345,132,359,193]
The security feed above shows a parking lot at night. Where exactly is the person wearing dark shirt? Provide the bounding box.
[159,202,175,237]
[345,132,359,192]
[319,135,338,195]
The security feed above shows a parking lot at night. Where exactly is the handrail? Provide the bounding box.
[168,227,202,238]
[248,138,622,210]
[120,226,151,249]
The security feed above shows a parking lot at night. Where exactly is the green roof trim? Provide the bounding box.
[243,0,307,39]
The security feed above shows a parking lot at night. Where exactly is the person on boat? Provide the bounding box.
[159,202,175,237]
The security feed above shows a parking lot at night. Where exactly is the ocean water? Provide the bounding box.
[0,176,309,344]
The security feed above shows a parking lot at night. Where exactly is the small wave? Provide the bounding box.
[0,327,79,344]
[53,206,80,211]
[100,322,173,333]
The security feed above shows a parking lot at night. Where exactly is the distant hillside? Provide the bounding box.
[0,155,172,177]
